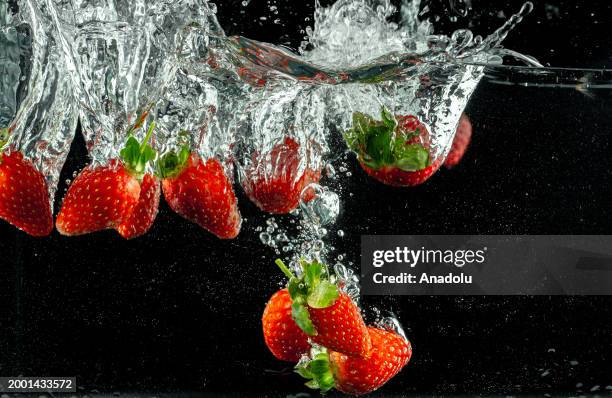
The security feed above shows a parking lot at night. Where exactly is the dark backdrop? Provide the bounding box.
[1,1,611,396]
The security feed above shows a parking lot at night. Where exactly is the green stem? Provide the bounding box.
[0,127,9,146]
[275,259,296,280]
[140,121,155,154]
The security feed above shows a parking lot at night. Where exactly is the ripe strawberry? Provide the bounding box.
[275,259,371,357]
[344,108,441,187]
[116,173,160,239]
[0,143,53,237]
[159,147,241,239]
[308,292,371,357]
[296,327,412,395]
[445,113,472,168]
[56,161,140,235]
[56,121,158,237]
[242,137,321,214]
[262,288,311,362]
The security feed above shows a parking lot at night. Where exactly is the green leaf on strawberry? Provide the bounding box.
[343,107,430,172]
[295,349,336,393]
[0,127,9,152]
[395,143,430,171]
[156,144,190,179]
[275,258,339,336]
[120,121,157,178]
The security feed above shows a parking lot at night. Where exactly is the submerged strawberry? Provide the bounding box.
[296,327,412,395]
[56,121,158,237]
[242,137,321,214]
[116,172,160,239]
[344,108,440,187]
[262,288,311,362]
[445,113,472,169]
[0,127,53,236]
[159,147,241,239]
[275,259,371,357]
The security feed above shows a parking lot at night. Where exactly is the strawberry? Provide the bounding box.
[0,127,53,236]
[56,121,158,237]
[296,327,412,395]
[159,147,241,239]
[262,288,311,362]
[275,259,371,357]
[242,137,321,214]
[116,173,160,239]
[344,108,441,187]
[445,113,472,169]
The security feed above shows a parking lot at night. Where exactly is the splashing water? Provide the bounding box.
[371,307,408,341]
[48,0,219,166]
[1,0,78,200]
[30,0,546,355]
[300,183,340,227]
[232,0,539,282]
[0,1,23,129]
[206,0,543,339]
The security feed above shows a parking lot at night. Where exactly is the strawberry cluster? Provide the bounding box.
[1,108,470,238]
[262,259,413,395]
[1,110,322,238]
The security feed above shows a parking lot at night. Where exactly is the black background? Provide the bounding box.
[1,0,612,396]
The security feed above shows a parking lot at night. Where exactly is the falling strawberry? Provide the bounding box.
[296,327,412,395]
[56,122,158,237]
[262,288,311,362]
[159,147,241,239]
[275,259,371,357]
[116,173,160,239]
[242,137,321,214]
[0,127,53,236]
[344,108,441,187]
[445,113,473,169]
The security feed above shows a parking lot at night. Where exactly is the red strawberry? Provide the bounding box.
[308,292,371,357]
[296,327,412,395]
[242,137,321,214]
[0,150,53,237]
[159,147,241,239]
[56,121,158,237]
[361,161,441,187]
[56,161,140,235]
[445,113,472,168]
[344,108,441,187]
[116,173,160,239]
[275,259,371,358]
[262,288,311,362]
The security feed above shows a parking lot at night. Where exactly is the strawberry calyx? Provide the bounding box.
[0,126,12,164]
[343,107,430,172]
[156,144,191,179]
[275,258,339,337]
[0,127,11,151]
[120,121,157,179]
[295,348,336,393]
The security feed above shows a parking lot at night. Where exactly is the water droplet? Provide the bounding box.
[259,232,272,245]
[300,184,340,226]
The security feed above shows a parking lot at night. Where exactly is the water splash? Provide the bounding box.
[29,0,550,360]
[1,0,78,200]
[299,184,340,227]
[48,0,214,166]
[230,0,543,346]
